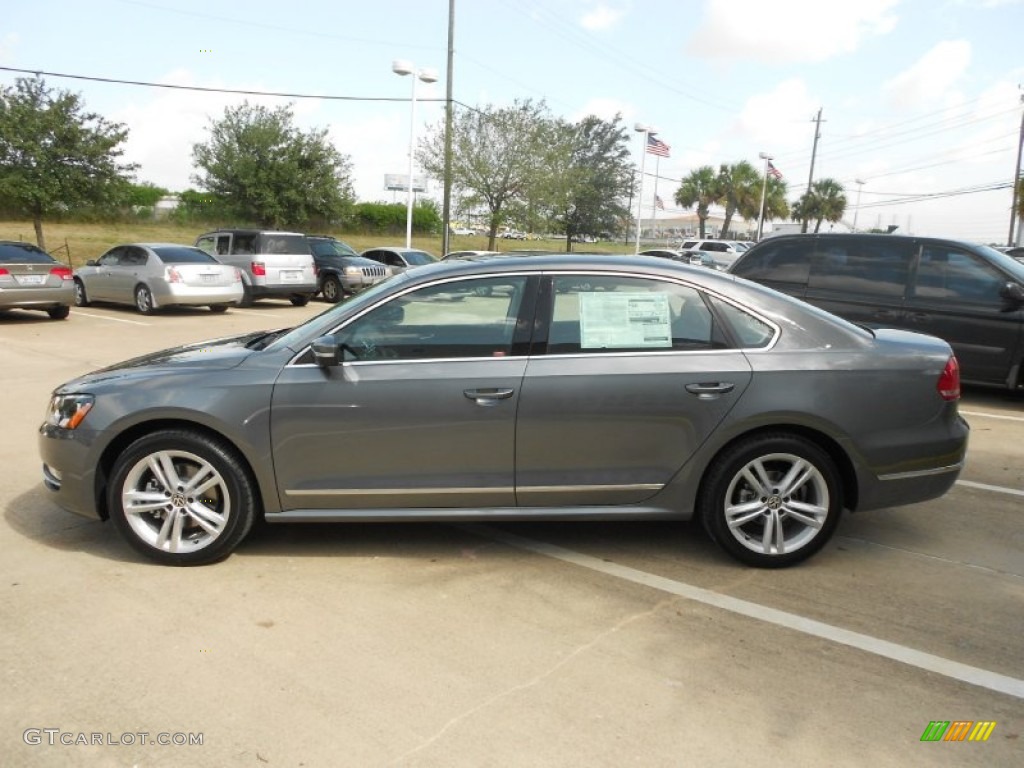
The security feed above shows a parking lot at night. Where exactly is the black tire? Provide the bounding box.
[135,285,155,315]
[73,278,89,307]
[699,434,842,568]
[238,283,254,307]
[321,275,343,304]
[107,429,258,566]
[47,305,70,320]
[290,294,311,307]
[208,304,229,313]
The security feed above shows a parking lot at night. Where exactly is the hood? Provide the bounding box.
[58,330,276,391]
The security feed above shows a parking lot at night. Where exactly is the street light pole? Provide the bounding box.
[757,152,771,241]
[852,179,866,232]
[393,60,437,249]
[633,123,655,255]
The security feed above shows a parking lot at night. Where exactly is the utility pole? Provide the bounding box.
[1009,88,1024,247]
[440,0,455,258]
[803,107,824,233]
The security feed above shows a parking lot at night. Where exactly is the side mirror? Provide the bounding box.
[86,259,98,266]
[1000,282,1024,305]
[311,336,340,367]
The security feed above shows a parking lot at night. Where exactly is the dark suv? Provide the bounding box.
[307,236,390,303]
[730,233,1024,389]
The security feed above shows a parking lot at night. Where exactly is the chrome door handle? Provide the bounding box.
[464,388,515,406]
[685,382,735,399]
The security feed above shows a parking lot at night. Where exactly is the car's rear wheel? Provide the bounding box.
[700,434,841,568]
[208,304,229,313]
[321,275,343,303]
[47,305,70,320]
[290,294,311,307]
[135,285,155,315]
[108,429,257,566]
[73,278,89,307]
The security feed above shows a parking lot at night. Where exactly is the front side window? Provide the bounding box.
[914,247,1005,303]
[546,275,726,354]
[97,248,124,267]
[336,276,528,361]
[195,237,216,255]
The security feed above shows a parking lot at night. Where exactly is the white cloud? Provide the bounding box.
[729,78,821,156]
[573,97,631,122]
[688,0,900,63]
[580,4,626,31]
[0,33,19,64]
[881,40,971,109]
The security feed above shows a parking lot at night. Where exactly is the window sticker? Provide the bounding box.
[579,292,672,348]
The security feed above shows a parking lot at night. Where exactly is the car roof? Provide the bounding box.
[199,229,305,236]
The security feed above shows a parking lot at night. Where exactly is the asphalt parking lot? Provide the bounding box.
[2,301,1022,767]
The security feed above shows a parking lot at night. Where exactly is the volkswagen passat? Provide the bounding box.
[39,254,969,567]
[74,243,243,314]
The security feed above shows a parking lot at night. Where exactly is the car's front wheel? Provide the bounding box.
[700,434,841,568]
[108,429,258,566]
[321,275,343,303]
[73,278,89,307]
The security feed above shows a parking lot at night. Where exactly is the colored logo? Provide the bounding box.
[920,721,996,742]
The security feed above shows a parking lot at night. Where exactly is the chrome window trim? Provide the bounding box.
[287,268,782,366]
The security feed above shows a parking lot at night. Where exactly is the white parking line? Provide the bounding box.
[71,311,149,326]
[956,479,1024,498]
[961,409,1024,423]
[465,525,1024,700]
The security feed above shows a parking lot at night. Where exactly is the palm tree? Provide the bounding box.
[792,178,847,233]
[675,166,720,238]
[716,161,761,238]
[761,176,790,230]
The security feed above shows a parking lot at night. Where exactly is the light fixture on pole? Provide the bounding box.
[756,152,772,241]
[852,178,866,232]
[393,59,438,249]
[633,123,656,255]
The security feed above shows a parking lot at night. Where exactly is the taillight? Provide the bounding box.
[0,267,9,276]
[251,262,266,277]
[50,266,73,280]
[937,356,960,401]
[166,267,183,283]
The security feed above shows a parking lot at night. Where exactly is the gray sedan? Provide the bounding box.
[74,243,244,314]
[0,240,74,319]
[39,254,968,567]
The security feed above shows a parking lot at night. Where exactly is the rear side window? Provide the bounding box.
[232,234,257,255]
[0,243,54,264]
[546,275,728,354]
[257,234,307,254]
[914,247,1005,303]
[732,241,811,285]
[707,296,775,349]
[809,238,912,298]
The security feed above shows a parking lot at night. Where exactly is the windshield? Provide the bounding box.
[976,244,1024,282]
[311,239,359,257]
[152,246,219,264]
[265,272,409,352]
[404,251,437,266]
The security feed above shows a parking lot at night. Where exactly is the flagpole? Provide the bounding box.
[757,152,771,241]
[634,124,654,255]
[651,156,660,237]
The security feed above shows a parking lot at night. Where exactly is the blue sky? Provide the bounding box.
[2,0,1023,241]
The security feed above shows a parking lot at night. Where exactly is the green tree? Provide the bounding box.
[192,102,354,228]
[760,176,790,230]
[532,115,633,251]
[675,166,721,238]
[121,182,170,208]
[792,178,847,233]
[0,77,137,250]
[716,161,762,238]
[418,99,548,249]
[1016,177,1024,219]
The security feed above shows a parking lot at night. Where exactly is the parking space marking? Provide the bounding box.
[956,479,1024,498]
[71,311,149,326]
[465,525,1024,700]
[961,409,1024,423]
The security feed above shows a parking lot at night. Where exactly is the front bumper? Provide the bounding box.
[38,423,104,520]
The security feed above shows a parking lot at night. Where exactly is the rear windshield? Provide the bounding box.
[152,247,219,264]
[405,251,437,266]
[259,234,309,254]
[0,243,55,264]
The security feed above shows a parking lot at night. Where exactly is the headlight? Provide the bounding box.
[344,267,362,276]
[46,394,94,430]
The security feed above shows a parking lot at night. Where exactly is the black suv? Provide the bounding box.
[307,236,390,303]
[730,233,1024,389]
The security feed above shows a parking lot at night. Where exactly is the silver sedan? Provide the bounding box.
[0,240,75,319]
[74,243,244,314]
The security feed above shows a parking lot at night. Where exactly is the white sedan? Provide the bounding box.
[74,243,244,314]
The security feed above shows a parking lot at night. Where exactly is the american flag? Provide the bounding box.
[767,160,783,180]
[655,195,665,210]
[646,134,671,158]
